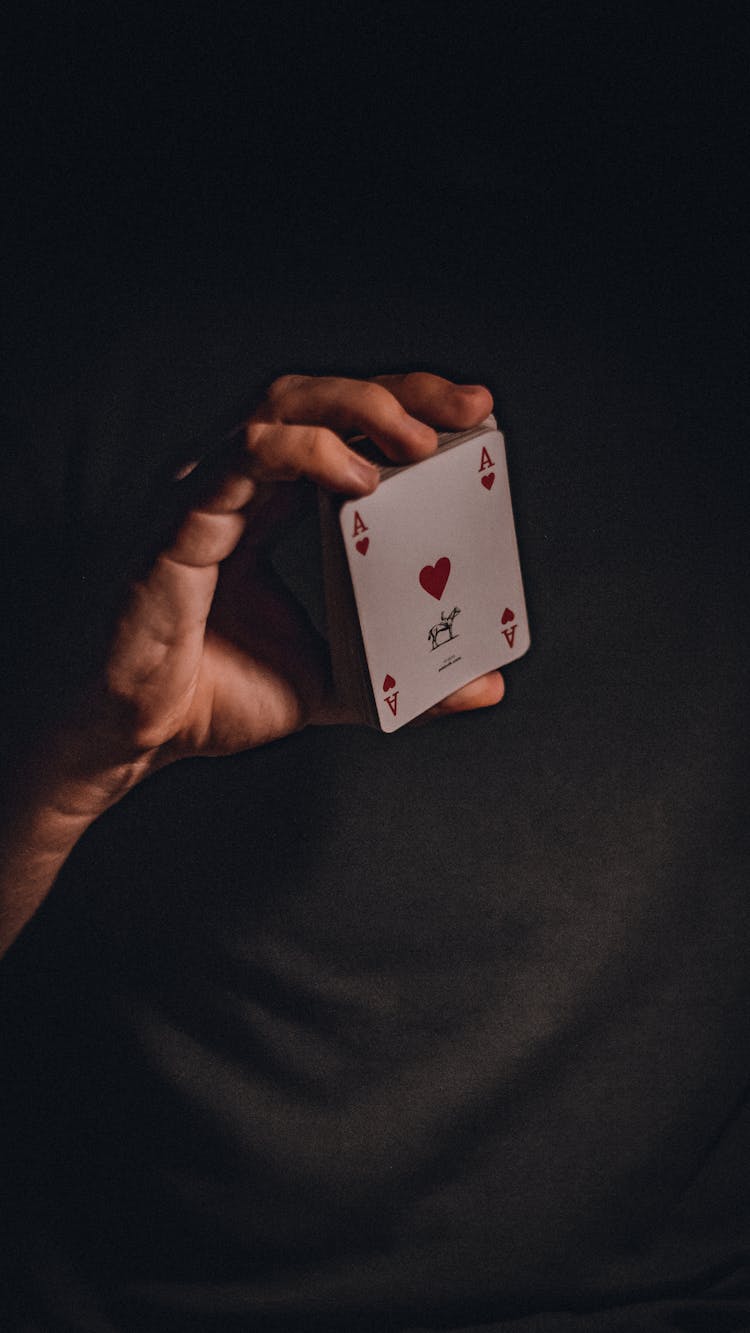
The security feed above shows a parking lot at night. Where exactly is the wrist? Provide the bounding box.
[13,729,158,826]
[2,701,164,874]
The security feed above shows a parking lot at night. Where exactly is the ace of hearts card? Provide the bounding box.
[333,417,530,732]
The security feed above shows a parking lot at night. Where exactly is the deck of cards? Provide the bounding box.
[273,416,530,732]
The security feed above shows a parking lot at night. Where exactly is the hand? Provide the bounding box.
[94,372,504,774]
[0,372,505,955]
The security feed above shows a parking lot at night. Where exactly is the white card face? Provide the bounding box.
[339,428,530,731]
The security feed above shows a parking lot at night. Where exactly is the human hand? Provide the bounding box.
[96,373,504,771]
[0,372,506,953]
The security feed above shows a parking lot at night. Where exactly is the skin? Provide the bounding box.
[0,371,504,957]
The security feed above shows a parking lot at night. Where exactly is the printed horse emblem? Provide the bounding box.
[428,606,461,651]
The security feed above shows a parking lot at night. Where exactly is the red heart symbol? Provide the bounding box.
[501,607,515,624]
[419,557,451,600]
[382,674,396,692]
[356,537,369,555]
[481,472,495,490]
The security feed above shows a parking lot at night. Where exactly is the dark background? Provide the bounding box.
[1,7,749,1330]
[1,1,747,399]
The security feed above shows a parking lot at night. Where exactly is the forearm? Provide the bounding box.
[0,723,156,959]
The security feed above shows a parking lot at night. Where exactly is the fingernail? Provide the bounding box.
[348,455,380,491]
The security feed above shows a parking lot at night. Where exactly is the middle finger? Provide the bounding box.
[262,374,438,464]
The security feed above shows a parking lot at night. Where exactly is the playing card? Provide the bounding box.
[339,422,530,732]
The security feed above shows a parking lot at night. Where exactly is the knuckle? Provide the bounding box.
[402,370,432,392]
[357,381,400,423]
[244,419,265,452]
[266,372,308,404]
[300,426,335,475]
[358,379,390,408]
[245,421,286,479]
[307,424,332,456]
